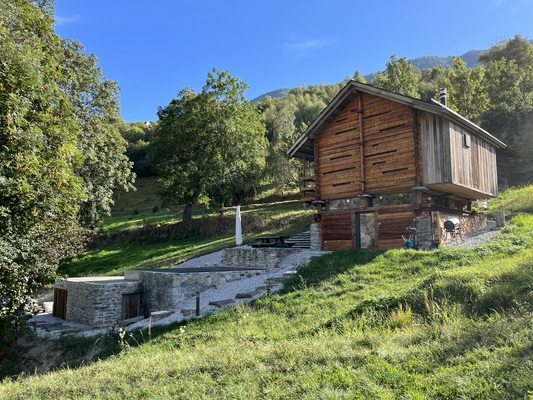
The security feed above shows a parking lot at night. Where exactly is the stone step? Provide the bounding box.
[285,231,311,249]
[264,278,282,285]
[209,299,236,308]
[150,310,172,321]
[235,290,262,299]
[181,308,197,317]
[283,270,298,277]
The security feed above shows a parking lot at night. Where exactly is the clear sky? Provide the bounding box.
[54,0,533,122]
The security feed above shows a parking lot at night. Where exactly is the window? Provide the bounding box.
[463,133,471,148]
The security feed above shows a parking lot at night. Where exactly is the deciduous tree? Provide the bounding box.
[152,69,267,222]
[0,0,133,318]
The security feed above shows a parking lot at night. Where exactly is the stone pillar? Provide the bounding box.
[415,216,433,250]
[310,223,321,251]
[495,211,506,228]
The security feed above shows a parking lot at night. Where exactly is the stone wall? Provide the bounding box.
[415,216,433,250]
[221,247,301,270]
[310,223,321,251]
[140,269,263,315]
[55,278,141,326]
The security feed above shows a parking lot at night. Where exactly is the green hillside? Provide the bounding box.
[2,187,533,398]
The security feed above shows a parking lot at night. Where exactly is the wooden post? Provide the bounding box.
[412,109,421,185]
[495,211,506,227]
[358,92,365,192]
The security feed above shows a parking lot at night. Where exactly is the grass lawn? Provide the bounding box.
[2,184,533,398]
[2,212,533,398]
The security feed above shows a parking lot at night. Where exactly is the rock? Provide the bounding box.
[235,290,261,299]
[208,299,235,308]
[150,310,172,321]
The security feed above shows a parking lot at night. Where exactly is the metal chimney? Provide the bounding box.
[439,88,447,106]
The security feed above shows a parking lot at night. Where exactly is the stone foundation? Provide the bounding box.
[310,223,321,250]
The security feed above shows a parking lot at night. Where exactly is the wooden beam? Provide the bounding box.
[358,92,365,192]
[412,109,421,186]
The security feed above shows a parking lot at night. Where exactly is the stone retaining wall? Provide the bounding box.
[221,247,301,270]
[310,223,321,251]
[140,269,263,315]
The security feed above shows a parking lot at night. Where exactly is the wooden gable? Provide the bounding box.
[316,91,421,200]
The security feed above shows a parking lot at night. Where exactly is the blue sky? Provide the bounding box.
[54,0,533,122]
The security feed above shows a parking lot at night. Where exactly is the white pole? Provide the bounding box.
[236,205,243,246]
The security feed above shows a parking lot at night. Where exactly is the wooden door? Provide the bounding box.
[122,293,141,320]
[53,288,68,320]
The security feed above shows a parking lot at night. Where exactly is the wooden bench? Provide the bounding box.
[251,236,294,248]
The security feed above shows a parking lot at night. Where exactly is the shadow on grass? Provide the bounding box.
[280,250,383,293]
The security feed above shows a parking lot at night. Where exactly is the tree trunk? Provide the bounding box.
[183,203,194,224]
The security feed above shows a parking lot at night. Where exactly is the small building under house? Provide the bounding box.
[288,81,508,250]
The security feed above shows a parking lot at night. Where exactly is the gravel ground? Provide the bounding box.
[443,221,501,249]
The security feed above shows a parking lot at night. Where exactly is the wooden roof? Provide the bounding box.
[287,80,507,160]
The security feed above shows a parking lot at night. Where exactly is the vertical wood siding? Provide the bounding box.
[421,112,498,197]
[53,288,68,320]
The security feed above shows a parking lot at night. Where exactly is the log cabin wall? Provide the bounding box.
[289,81,507,252]
[316,92,420,200]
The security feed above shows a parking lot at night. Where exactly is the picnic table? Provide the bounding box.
[251,235,294,248]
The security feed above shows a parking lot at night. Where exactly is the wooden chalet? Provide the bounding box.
[288,81,507,250]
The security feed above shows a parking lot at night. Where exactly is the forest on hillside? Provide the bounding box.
[122,35,533,201]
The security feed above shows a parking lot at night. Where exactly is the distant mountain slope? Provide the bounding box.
[250,88,291,103]
[410,49,484,69]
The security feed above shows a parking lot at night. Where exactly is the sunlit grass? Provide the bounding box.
[4,184,533,398]
[4,218,533,398]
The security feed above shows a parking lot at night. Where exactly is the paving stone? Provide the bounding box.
[209,299,235,308]
[150,310,172,321]
[181,308,197,317]
[235,290,261,299]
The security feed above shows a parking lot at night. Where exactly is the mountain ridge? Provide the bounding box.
[250,49,484,103]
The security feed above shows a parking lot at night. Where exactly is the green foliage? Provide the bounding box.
[118,121,156,177]
[371,55,421,98]
[152,68,268,222]
[0,1,133,318]
[258,83,341,196]
[442,57,489,124]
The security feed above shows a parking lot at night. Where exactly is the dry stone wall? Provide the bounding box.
[140,269,263,315]
[221,248,301,270]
